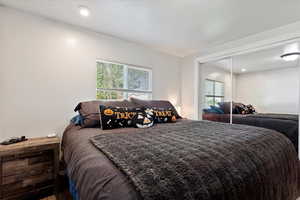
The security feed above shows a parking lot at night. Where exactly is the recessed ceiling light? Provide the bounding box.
[79,6,90,17]
[281,52,300,62]
[241,68,247,72]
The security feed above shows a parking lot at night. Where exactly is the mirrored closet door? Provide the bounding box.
[231,43,299,152]
[199,42,299,153]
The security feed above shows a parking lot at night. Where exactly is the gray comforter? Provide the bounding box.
[233,113,298,152]
[62,120,299,200]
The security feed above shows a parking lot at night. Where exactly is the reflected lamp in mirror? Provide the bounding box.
[175,105,181,116]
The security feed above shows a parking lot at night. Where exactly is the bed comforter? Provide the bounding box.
[62,119,299,200]
[203,113,298,152]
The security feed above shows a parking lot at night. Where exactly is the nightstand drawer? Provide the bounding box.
[2,163,54,185]
[2,149,52,162]
[2,180,54,200]
[2,150,53,177]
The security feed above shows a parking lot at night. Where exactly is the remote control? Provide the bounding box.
[1,136,27,145]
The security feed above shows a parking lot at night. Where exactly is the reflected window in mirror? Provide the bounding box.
[204,79,224,108]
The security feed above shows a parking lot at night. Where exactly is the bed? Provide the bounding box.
[62,118,299,200]
[202,113,299,152]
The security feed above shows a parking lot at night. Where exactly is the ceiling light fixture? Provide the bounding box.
[79,6,90,17]
[281,52,300,62]
[241,68,247,72]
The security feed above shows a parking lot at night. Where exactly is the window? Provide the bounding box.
[204,79,224,108]
[96,60,152,100]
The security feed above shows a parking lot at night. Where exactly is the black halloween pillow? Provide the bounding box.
[235,104,256,115]
[99,105,143,130]
[147,107,177,123]
[246,104,256,114]
[132,109,154,128]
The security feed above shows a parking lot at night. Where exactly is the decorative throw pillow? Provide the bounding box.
[203,108,220,114]
[149,108,177,123]
[132,109,154,128]
[70,115,84,126]
[218,102,245,114]
[129,97,182,119]
[246,104,256,114]
[210,106,224,114]
[235,104,256,114]
[99,105,144,130]
[234,104,245,114]
[217,102,229,114]
[74,100,136,128]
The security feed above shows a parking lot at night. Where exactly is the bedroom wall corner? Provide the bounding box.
[180,54,199,119]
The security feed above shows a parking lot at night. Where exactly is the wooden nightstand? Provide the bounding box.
[0,137,60,200]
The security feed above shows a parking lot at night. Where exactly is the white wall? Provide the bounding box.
[235,67,299,114]
[180,54,197,119]
[0,7,181,140]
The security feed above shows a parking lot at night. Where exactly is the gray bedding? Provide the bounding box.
[62,119,299,200]
[203,113,299,152]
[62,124,141,200]
[232,113,299,152]
[246,113,298,121]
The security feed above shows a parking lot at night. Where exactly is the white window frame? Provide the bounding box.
[96,59,153,100]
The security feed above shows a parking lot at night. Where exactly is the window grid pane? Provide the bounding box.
[96,61,152,100]
[204,79,224,107]
[204,80,214,96]
[215,82,224,96]
[204,97,214,108]
[97,62,124,90]
[128,67,150,91]
[96,90,124,100]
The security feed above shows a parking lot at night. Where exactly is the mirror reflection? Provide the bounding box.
[233,43,299,114]
[200,58,232,123]
[200,42,299,153]
[231,43,299,152]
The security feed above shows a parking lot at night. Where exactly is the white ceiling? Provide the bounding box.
[209,42,300,74]
[2,0,300,57]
